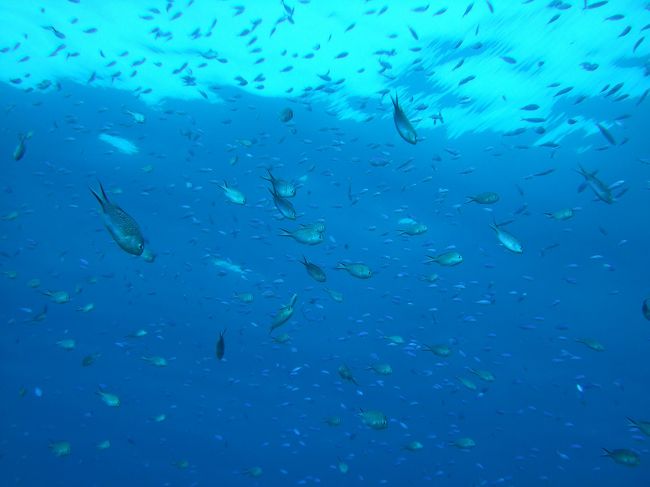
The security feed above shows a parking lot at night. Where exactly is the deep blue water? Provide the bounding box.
[1,1,650,486]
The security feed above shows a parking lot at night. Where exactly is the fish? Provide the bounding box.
[262,169,296,197]
[490,219,523,254]
[575,165,614,204]
[279,224,324,245]
[602,448,640,467]
[390,94,417,144]
[13,132,32,160]
[270,188,296,219]
[336,262,372,279]
[90,181,145,256]
[427,251,463,266]
[217,181,246,205]
[467,192,499,204]
[216,329,226,360]
[595,123,616,145]
[270,294,297,333]
[300,256,326,282]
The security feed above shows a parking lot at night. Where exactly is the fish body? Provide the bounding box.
[390,94,417,144]
[270,294,297,333]
[490,221,523,253]
[467,192,499,204]
[219,181,246,204]
[452,437,476,449]
[576,165,614,204]
[97,390,120,407]
[545,208,574,221]
[324,288,344,302]
[336,262,372,279]
[627,417,650,436]
[576,338,605,351]
[126,110,145,123]
[428,251,463,266]
[263,169,296,197]
[279,107,293,122]
[301,256,326,282]
[423,344,452,357]
[404,441,423,452]
[13,132,32,160]
[279,225,323,245]
[643,298,650,320]
[90,182,144,256]
[338,364,358,384]
[469,368,495,382]
[360,409,388,430]
[368,363,393,376]
[602,448,640,467]
[142,355,168,366]
[216,329,226,360]
[49,441,71,457]
[270,188,296,219]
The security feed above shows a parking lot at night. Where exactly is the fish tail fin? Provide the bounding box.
[97,180,110,203]
[89,187,105,209]
[335,262,346,270]
[465,196,475,204]
[626,417,637,426]
[601,448,611,457]
[278,228,291,237]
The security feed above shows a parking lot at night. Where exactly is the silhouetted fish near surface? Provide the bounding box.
[390,94,417,144]
[216,329,226,360]
[90,181,145,256]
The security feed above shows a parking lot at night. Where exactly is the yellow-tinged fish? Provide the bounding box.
[90,181,145,256]
[627,417,650,436]
[427,251,463,266]
[457,376,477,391]
[490,219,523,254]
[56,338,75,350]
[602,448,640,466]
[576,338,605,351]
[336,262,372,279]
[338,364,358,385]
[270,294,297,333]
[359,409,388,430]
[97,390,120,407]
[49,441,71,457]
[141,356,168,367]
[216,180,246,204]
[422,344,452,357]
[452,437,476,449]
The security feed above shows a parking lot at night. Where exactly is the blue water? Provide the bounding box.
[2,1,650,486]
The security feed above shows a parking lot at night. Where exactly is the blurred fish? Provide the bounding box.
[13,132,32,160]
[390,94,417,144]
[216,328,226,360]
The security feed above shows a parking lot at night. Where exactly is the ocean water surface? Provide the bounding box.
[1,1,650,486]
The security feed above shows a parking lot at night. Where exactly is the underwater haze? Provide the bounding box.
[1,0,650,486]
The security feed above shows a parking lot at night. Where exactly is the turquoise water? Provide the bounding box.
[1,1,650,486]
